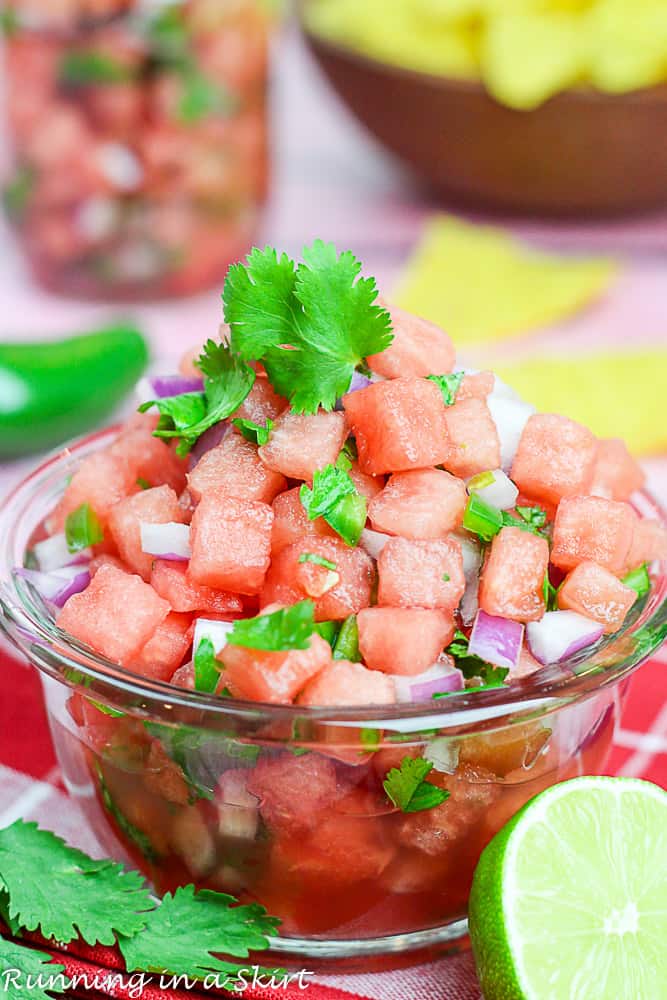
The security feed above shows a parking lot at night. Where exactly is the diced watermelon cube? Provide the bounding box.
[369,468,467,539]
[110,414,187,494]
[358,607,455,676]
[348,462,385,500]
[551,496,635,575]
[48,450,137,532]
[271,487,336,555]
[557,561,636,634]
[258,409,347,481]
[590,438,645,502]
[297,659,395,706]
[443,398,501,478]
[479,526,549,622]
[230,376,288,424]
[276,813,395,884]
[150,560,243,615]
[108,484,186,580]
[457,371,495,401]
[57,563,170,665]
[246,753,341,834]
[511,414,598,506]
[187,433,286,504]
[129,611,193,681]
[90,553,127,575]
[367,303,455,378]
[220,631,331,704]
[625,517,667,570]
[377,537,465,611]
[260,538,374,621]
[343,378,450,476]
[189,492,273,594]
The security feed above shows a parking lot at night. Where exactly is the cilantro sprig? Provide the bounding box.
[427,372,464,406]
[0,939,65,1000]
[65,502,104,553]
[622,563,651,600]
[223,242,393,413]
[383,757,449,813]
[300,463,367,547]
[446,629,509,687]
[233,417,274,445]
[225,600,315,652]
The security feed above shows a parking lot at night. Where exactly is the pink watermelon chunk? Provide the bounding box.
[230,376,288,424]
[625,517,667,570]
[270,487,336,555]
[479,526,549,623]
[558,561,636,634]
[150,560,243,615]
[187,433,286,504]
[457,371,495,401]
[377,536,465,611]
[369,468,467,539]
[443,398,501,478]
[108,484,186,580]
[110,414,187,494]
[260,537,374,621]
[343,378,450,476]
[220,631,331,704]
[358,607,455,676]
[297,659,395,706]
[246,753,341,834]
[189,491,273,594]
[367,303,455,378]
[276,813,395,884]
[590,438,646,502]
[130,611,193,681]
[258,409,347,482]
[348,461,385,500]
[511,414,598,506]
[57,563,170,666]
[551,496,635,575]
[49,450,137,532]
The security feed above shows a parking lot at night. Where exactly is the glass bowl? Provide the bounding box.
[1,428,665,966]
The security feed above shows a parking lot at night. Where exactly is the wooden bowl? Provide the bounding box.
[302,25,667,217]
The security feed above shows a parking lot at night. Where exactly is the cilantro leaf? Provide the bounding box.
[138,391,206,437]
[501,505,550,538]
[224,242,392,413]
[0,821,152,945]
[0,938,65,1000]
[383,757,449,813]
[300,464,367,547]
[194,637,220,694]
[543,573,559,612]
[332,614,361,662]
[426,372,464,406]
[298,552,337,571]
[232,417,273,445]
[226,601,315,652]
[59,50,134,86]
[178,69,236,123]
[118,885,280,977]
[515,505,547,528]
[65,503,104,554]
[445,629,509,687]
[622,563,650,599]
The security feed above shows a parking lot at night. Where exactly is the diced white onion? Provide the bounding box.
[193,618,236,656]
[526,611,604,665]
[33,533,91,572]
[467,469,519,511]
[360,528,391,560]
[424,738,460,774]
[487,395,536,473]
[140,522,191,561]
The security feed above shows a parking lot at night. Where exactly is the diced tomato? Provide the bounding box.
[189,492,273,594]
[358,607,455,676]
[367,303,455,378]
[343,378,450,476]
[551,496,635,575]
[48,451,136,532]
[129,612,193,681]
[297,659,395,706]
[377,537,465,611]
[258,409,347,481]
[220,632,331,704]
[108,484,186,580]
[150,560,243,616]
[57,563,170,666]
[231,376,288,424]
[270,487,336,555]
[479,526,549,622]
[590,438,645,502]
[558,561,637,633]
[187,433,286,504]
[511,414,598,506]
[369,468,467,539]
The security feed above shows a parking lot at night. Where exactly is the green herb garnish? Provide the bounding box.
[426,372,464,406]
[300,464,367,547]
[226,600,315,652]
[2,166,34,221]
[194,637,221,694]
[383,757,449,813]
[542,573,559,611]
[332,614,361,662]
[360,727,381,750]
[313,620,340,647]
[97,768,159,862]
[446,629,509,687]
[463,493,504,541]
[65,502,104,553]
[136,476,151,490]
[233,417,274,445]
[178,70,236,122]
[0,939,65,1000]
[59,51,134,86]
[622,563,651,599]
[223,242,393,413]
[298,552,337,571]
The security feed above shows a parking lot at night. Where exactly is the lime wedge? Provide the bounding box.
[469,777,667,1000]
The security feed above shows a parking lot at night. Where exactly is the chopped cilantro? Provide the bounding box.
[226,600,315,652]
[59,51,134,86]
[136,476,151,490]
[65,502,104,553]
[313,620,340,647]
[622,563,651,599]
[332,614,361,662]
[360,727,381,750]
[223,242,393,413]
[2,166,34,221]
[446,629,509,687]
[298,552,337,571]
[442,573,451,582]
[434,680,506,698]
[194,637,221,694]
[383,757,449,813]
[178,69,236,123]
[300,464,367,547]
[233,416,274,445]
[542,573,559,611]
[426,372,464,406]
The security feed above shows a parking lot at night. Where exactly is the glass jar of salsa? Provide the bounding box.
[2,0,274,299]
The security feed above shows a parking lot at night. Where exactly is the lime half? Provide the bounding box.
[469,776,667,1000]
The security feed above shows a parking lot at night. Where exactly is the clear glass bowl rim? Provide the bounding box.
[1,426,665,731]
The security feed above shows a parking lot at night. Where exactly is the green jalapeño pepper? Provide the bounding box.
[0,322,148,458]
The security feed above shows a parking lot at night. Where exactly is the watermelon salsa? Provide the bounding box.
[23,243,666,940]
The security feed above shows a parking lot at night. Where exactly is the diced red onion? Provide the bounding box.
[469,609,525,672]
[150,374,204,398]
[33,533,91,573]
[193,617,236,656]
[424,738,460,774]
[216,770,260,841]
[526,611,604,665]
[360,528,391,560]
[335,371,373,409]
[188,421,230,469]
[487,396,536,473]
[140,522,191,561]
[394,656,464,703]
[17,565,91,607]
[467,468,519,511]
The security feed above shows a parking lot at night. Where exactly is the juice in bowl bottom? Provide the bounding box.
[1,242,665,964]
